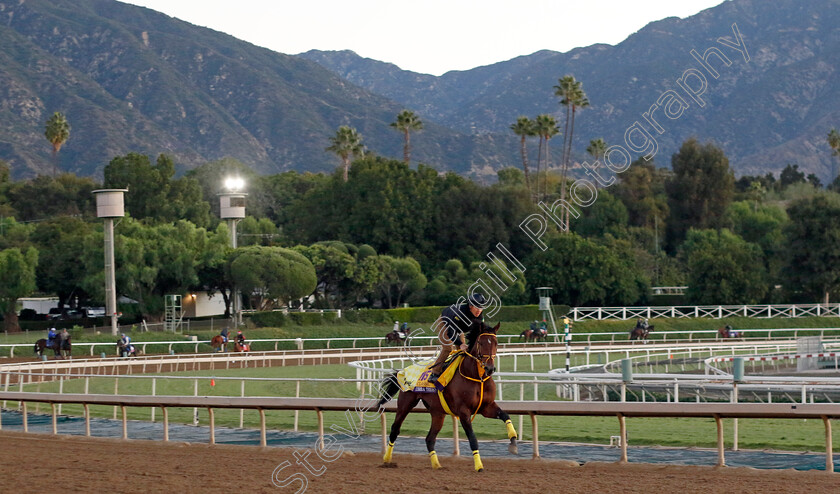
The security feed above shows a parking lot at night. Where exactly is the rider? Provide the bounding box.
[539,320,548,337]
[220,327,230,344]
[400,322,410,334]
[47,327,57,347]
[427,293,486,384]
[119,333,131,347]
[235,330,246,346]
[60,328,70,344]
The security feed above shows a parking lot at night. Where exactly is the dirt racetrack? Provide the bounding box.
[0,431,837,493]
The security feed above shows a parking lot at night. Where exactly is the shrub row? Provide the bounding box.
[247,305,571,328]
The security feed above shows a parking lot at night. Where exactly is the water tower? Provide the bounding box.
[219,177,246,326]
[92,189,128,336]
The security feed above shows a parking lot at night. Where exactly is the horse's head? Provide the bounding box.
[468,322,499,376]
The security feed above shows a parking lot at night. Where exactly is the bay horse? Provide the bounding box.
[210,335,226,352]
[377,322,518,472]
[35,337,72,359]
[233,338,249,352]
[117,340,137,357]
[629,325,653,341]
[519,327,547,343]
[385,327,410,345]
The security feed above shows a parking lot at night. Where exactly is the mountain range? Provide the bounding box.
[1,0,840,181]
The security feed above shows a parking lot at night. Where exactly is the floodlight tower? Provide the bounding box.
[93,189,128,336]
[220,177,246,326]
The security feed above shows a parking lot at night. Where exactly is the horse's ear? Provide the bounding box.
[493,323,500,333]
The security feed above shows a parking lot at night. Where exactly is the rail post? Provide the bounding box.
[618,413,627,463]
[823,416,834,474]
[452,416,460,456]
[162,406,169,441]
[22,402,28,432]
[84,403,90,436]
[259,409,267,447]
[714,414,725,467]
[121,405,128,439]
[530,412,540,458]
[380,413,387,454]
[208,408,215,445]
[51,403,57,434]
[316,408,325,451]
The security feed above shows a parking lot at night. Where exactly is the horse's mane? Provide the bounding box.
[465,322,489,349]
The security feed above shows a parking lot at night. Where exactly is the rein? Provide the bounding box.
[457,332,496,422]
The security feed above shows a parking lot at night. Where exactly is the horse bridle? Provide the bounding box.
[461,332,497,381]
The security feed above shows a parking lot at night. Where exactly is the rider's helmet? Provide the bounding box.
[467,293,486,308]
[237,330,242,335]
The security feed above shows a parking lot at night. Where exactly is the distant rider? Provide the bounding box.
[47,327,57,347]
[220,327,230,344]
[427,293,486,384]
[236,330,246,347]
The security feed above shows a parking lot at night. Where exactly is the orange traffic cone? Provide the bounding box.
[211,378,216,387]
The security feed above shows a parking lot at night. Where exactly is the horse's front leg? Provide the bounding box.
[481,402,518,455]
[425,411,446,469]
[458,413,484,472]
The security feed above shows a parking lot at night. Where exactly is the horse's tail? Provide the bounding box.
[377,371,400,409]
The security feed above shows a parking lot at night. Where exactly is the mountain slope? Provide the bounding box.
[300,0,840,180]
[0,0,514,178]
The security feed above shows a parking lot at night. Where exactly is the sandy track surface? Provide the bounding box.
[0,431,836,494]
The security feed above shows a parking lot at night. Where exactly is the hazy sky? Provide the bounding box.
[123,0,727,76]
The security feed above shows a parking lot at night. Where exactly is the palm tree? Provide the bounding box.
[554,76,589,230]
[510,116,536,194]
[326,126,364,182]
[534,114,559,202]
[390,110,423,164]
[828,128,840,185]
[44,112,70,176]
[586,138,607,165]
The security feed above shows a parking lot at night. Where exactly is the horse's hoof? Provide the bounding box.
[508,442,519,455]
[476,468,484,473]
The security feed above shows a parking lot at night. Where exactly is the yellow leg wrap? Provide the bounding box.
[429,451,442,469]
[505,419,518,440]
[383,441,394,463]
[472,450,484,472]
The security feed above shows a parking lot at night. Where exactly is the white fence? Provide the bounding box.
[4,327,840,357]
[570,303,840,321]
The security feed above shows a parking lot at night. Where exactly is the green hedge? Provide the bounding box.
[247,305,571,328]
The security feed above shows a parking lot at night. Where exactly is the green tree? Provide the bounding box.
[783,193,840,303]
[390,110,423,164]
[0,247,38,332]
[326,126,365,182]
[726,201,786,287]
[496,167,524,187]
[779,163,806,189]
[827,128,840,185]
[196,223,235,317]
[30,218,96,309]
[554,75,589,226]
[44,112,70,176]
[375,255,427,308]
[534,114,559,202]
[526,233,646,306]
[680,229,768,304]
[574,189,628,239]
[510,116,536,193]
[228,246,317,310]
[612,158,669,230]
[104,153,211,227]
[665,139,735,250]
[586,138,607,163]
[6,174,98,222]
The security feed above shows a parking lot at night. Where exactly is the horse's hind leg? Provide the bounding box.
[384,392,419,464]
[425,411,446,469]
[481,402,518,455]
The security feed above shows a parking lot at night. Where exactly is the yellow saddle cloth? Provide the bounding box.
[396,352,463,393]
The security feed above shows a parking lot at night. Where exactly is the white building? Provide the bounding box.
[19,297,59,315]
[182,291,227,318]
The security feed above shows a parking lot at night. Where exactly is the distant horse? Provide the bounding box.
[629,325,653,341]
[377,322,518,472]
[233,338,250,352]
[117,340,137,357]
[210,335,227,352]
[718,325,738,339]
[519,327,547,343]
[385,327,410,345]
[35,337,72,359]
